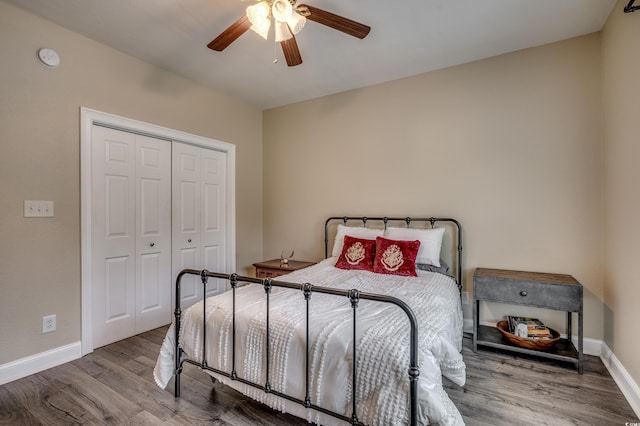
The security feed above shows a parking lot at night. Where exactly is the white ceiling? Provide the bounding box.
[6,0,617,109]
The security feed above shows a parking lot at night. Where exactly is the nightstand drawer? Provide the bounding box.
[474,278,581,311]
[256,267,284,278]
[253,259,316,279]
[474,268,582,311]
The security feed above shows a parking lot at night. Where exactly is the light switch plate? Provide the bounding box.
[24,200,54,217]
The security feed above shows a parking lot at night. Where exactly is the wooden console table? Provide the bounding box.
[473,268,583,374]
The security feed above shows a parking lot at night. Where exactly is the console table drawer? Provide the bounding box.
[472,267,584,374]
[474,277,582,311]
[253,259,316,278]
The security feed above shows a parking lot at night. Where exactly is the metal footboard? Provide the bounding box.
[173,269,421,426]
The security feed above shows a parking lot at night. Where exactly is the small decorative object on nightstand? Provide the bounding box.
[280,250,295,266]
[253,258,316,279]
[472,268,583,374]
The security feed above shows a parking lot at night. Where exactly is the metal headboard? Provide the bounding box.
[324,216,463,291]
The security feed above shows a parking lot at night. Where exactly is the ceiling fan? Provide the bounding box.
[207,0,371,67]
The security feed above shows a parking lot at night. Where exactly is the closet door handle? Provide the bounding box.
[188,239,192,243]
[520,290,527,297]
[149,242,155,247]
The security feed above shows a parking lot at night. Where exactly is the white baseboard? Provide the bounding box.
[570,335,602,357]
[601,342,640,418]
[0,341,82,386]
[463,318,474,334]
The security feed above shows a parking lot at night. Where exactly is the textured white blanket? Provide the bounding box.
[154,258,465,425]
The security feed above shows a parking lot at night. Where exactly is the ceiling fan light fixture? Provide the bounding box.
[247,2,271,39]
[271,0,292,21]
[272,0,306,35]
[286,10,306,35]
[274,21,293,42]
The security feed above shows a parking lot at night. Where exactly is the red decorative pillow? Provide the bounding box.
[373,237,420,277]
[335,235,377,271]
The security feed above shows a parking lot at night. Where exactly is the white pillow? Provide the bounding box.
[384,227,445,267]
[331,224,384,257]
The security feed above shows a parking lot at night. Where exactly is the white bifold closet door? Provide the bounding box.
[172,142,227,309]
[91,126,171,348]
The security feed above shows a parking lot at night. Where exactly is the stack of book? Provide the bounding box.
[507,316,554,340]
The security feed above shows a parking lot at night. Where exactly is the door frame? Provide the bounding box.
[80,107,236,355]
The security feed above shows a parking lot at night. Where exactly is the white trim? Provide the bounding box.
[572,335,602,357]
[601,342,640,418]
[0,342,81,385]
[80,107,236,356]
[463,318,474,334]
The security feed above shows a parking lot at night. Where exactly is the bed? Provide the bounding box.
[154,216,466,425]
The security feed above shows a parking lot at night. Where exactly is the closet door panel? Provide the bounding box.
[135,135,171,333]
[202,149,227,296]
[176,247,200,307]
[178,181,201,245]
[174,182,201,308]
[139,252,162,311]
[92,126,136,348]
[104,256,133,321]
[173,142,202,308]
[172,142,228,307]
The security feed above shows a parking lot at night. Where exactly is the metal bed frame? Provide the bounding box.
[324,216,463,293]
[173,216,463,426]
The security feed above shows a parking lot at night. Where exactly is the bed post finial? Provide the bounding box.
[230,273,238,289]
[348,289,360,308]
[302,282,313,300]
[263,278,272,294]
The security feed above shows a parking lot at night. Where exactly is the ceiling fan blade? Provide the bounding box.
[207,15,251,51]
[298,4,370,39]
[281,36,303,67]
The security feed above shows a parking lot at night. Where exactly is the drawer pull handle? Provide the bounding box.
[520,290,528,297]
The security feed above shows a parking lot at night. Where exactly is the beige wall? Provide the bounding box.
[4,0,637,392]
[602,1,640,385]
[264,34,604,340]
[0,2,263,364]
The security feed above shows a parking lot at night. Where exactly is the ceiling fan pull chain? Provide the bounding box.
[273,37,278,64]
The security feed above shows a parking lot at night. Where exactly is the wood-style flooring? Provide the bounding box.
[0,326,637,425]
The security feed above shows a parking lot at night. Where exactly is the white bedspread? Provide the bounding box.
[154,258,465,425]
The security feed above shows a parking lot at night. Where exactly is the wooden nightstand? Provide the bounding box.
[253,259,316,278]
[473,268,583,373]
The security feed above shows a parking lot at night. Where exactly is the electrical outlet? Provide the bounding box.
[43,315,56,333]
[461,291,469,305]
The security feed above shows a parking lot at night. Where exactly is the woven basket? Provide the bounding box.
[496,320,560,351]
